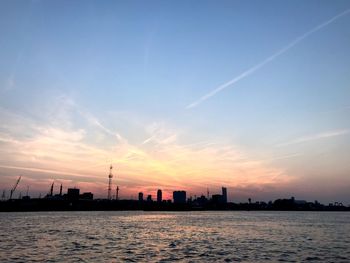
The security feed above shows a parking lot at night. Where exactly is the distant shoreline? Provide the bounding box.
[1,198,349,212]
[1,210,350,213]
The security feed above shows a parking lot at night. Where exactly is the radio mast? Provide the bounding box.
[116,186,119,200]
[107,165,113,200]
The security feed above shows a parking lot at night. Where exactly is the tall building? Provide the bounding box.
[147,195,153,202]
[80,192,93,200]
[157,189,162,203]
[138,192,144,202]
[212,194,222,204]
[173,191,186,204]
[67,188,80,200]
[222,187,227,204]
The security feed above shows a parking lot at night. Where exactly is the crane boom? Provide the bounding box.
[10,176,21,200]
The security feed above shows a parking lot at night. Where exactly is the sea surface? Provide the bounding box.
[0,211,349,262]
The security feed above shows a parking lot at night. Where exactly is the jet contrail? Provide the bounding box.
[186,8,350,109]
[276,129,350,147]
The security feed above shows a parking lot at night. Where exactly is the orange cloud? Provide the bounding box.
[0,100,294,199]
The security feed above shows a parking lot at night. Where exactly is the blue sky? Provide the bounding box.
[0,0,350,202]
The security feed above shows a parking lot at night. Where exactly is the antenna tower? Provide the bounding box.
[108,165,113,200]
[116,186,119,200]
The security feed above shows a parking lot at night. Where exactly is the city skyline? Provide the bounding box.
[1,1,350,203]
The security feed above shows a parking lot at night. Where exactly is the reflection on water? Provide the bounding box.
[0,211,349,262]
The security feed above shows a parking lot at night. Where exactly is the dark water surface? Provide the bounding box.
[0,211,349,262]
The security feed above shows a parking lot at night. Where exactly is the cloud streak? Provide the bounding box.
[0,164,102,180]
[186,8,350,109]
[277,129,350,147]
[0,104,292,197]
[78,108,126,143]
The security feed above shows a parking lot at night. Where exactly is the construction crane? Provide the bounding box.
[9,176,21,200]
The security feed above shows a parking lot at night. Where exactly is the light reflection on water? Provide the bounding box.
[0,211,349,262]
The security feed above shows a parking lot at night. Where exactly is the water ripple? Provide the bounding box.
[0,211,350,262]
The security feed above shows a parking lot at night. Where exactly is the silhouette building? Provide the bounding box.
[212,194,222,204]
[67,188,80,200]
[147,195,152,202]
[173,191,186,204]
[138,192,144,202]
[157,189,162,203]
[222,187,227,204]
[80,192,93,200]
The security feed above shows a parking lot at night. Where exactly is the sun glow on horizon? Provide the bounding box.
[1,1,350,203]
[0,95,295,200]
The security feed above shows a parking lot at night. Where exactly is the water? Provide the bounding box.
[0,211,349,262]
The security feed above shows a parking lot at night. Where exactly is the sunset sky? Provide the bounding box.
[1,0,350,203]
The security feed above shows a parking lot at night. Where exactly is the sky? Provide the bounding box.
[0,0,350,203]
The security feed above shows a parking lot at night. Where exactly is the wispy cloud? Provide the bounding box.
[0,164,102,180]
[0,103,292,197]
[77,108,126,143]
[186,8,350,109]
[319,105,350,115]
[142,122,178,146]
[277,129,350,147]
[266,153,303,162]
[2,52,23,92]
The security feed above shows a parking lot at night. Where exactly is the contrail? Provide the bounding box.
[186,8,350,109]
[276,129,350,147]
